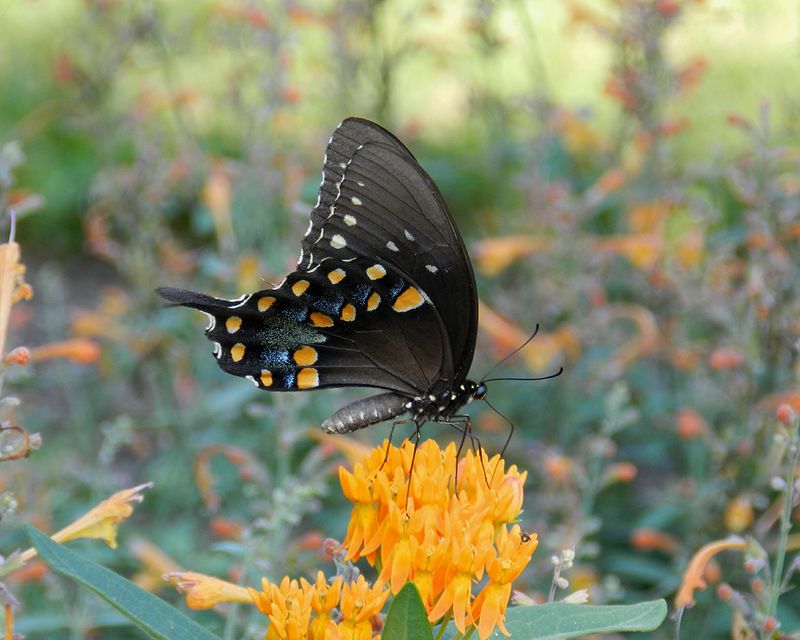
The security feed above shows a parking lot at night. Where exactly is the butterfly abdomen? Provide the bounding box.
[322,392,408,434]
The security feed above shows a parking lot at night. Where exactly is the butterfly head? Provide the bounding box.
[472,382,487,401]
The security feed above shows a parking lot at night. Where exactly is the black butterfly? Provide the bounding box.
[157,117,487,434]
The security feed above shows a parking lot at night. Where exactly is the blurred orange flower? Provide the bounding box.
[29,338,101,365]
[674,536,748,609]
[593,234,662,270]
[724,495,754,533]
[129,537,182,592]
[479,300,580,373]
[709,347,744,370]
[543,454,574,484]
[473,235,553,276]
[631,528,680,553]
[628,201,669,233]
[676,409,709,439]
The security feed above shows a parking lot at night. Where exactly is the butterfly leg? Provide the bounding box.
[380,418,417,471]
[404,420,423,511]
[443,415,493,488]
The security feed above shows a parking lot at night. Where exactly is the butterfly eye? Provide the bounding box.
[473,383,487,401]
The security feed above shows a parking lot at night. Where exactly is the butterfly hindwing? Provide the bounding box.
[157,254,450,395]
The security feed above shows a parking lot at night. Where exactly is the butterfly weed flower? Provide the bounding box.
[245,572,387,640]
[340,439,537,639]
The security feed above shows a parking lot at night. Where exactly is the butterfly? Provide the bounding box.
[157,117,487,435]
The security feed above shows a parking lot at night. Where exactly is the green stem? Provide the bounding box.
[434,612,452,640]
[461,624,477,640]
[766,438,799,619]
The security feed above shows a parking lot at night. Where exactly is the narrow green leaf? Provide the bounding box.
[383,583,434,640]
[493,600,668,639]
[26,526,221,640]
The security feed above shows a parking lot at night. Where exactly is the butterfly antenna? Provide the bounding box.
[479,324,540,382]
[483,367,564,384]
[483,396,515,486]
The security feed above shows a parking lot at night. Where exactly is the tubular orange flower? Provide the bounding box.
[674,536,749,609]
[21,482,153,563]
[129,537,181,592]
[169,571,252,609]
[28,338,102,364]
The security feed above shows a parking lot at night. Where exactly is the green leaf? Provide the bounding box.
[383,583,434,640]
[26,526,221,640]
[493,600,668,639]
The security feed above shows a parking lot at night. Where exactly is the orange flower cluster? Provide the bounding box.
[249,572,388,640]
[339,439,537,639]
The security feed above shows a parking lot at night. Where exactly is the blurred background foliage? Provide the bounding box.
[1,0,799,637]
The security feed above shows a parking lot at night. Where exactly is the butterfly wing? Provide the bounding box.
[159,118,477,398]
[298,118,478,387]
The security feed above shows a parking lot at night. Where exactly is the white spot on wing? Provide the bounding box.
[344,214,357,226]
[357,181,365,187]
[387,241,399,252]
[212,342,222,358]
[339,162,347,169]
[404,229,415,241]
[330,234,347,249]
[425,264,438,273]
[246,375,258,387]
[304,219,313,237]
[351,196,362,206]
[203,313,216,331]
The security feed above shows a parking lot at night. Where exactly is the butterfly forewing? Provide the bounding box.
[298,136,478,388]
[299,118,415,272]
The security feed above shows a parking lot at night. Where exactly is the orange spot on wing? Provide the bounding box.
[392,287,423,312]
[297,367,319,389]
[310,312,334,327]
[231,343,245,362]
[294,346,318,366]
[291,280,310,296]
[367,292,381,311]
[225,316,242,333]
[257,296,276,311]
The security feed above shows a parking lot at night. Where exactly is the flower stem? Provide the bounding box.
[766,436,799,619]
[434,612,452,640]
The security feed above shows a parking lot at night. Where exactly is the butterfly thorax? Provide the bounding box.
[406,380,487,423]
